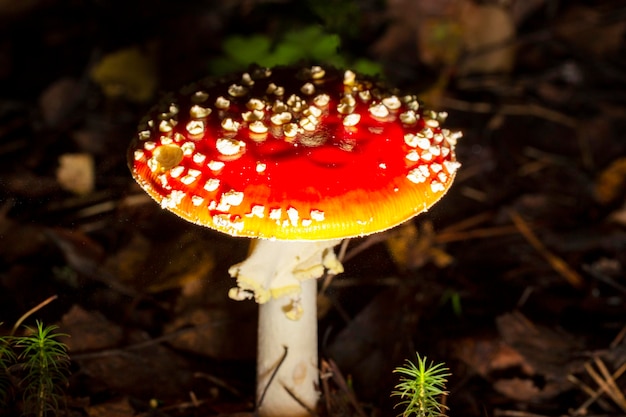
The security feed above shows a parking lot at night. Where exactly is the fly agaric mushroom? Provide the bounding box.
[128,65,460,417]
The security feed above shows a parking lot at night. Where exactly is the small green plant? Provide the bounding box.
[440,289,463,317]
[0,297,71,416]
[392,353,450,417]
[209,25,381,77]
[0,329,17,406]
[16,321,70,417]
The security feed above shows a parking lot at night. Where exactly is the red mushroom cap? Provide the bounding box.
[128,66,461,240]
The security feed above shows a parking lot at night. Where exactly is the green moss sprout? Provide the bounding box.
[0,329,16,406]
[16,322,70,417]
[392,353,450,417]
[0,296,71,416]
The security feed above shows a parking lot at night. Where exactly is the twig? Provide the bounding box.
[509,210,584,289]
[194,372,244,398]
[494,410,550,417]
[437,211,494,234]
[342,231,392,263]
[71,320,234,360]
[320,359,368,417]
[336,238,350,263]
[436,224,524,244]
[11,295,58,336]
[568,373,614,413]
[282,385,318,417]
[594,357,626,411]
[255,345,288,416]
[155,392,211,413]
[440,97,578,129]
[581,359,626,413]
[610,324,626,349]
[568,363,626,416]
[582,264,626,295]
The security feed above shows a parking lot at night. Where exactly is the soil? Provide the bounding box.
[1,1,626,416]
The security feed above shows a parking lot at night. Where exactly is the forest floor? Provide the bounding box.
[1,1,626,416]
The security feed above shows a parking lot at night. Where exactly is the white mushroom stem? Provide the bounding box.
[228,239,343,417]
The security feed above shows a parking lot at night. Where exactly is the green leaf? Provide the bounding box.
[352,58,383,76]
[222,34,272,65]
[307,0,361,37]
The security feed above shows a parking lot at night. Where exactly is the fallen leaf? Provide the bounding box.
[496,312,584,376]
[372,0,459,67]
[554,5,626,57]
[59,305,123,352]
[456,0,516,75]
[607,203,626,227]
[385,221,453,270]
[90,46,158,103]
[56,153,95,195]
[594,157,626,205]
[74,327,194,401]
[493,378,543,402]
[85,397,135,417]
[101,233,152,284]
[164,307,256,360]
[454,335,532,377]
[0,213,46,264]
[39,78,82,127]
[416,16,463,69]
[145,231,215,293]
[454,312,581,402]
[510,0,547,25]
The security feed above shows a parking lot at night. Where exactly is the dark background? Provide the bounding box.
[1,0,626,416]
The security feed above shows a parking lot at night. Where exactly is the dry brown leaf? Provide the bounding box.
[85,397,135,417]
[456,0,516,75]
[385,221,453,270]
[554,5,626,57]
[104,230,215,293]
[454,336,533,378]
[416,17,463,69]
[376,0,516,105]
[497,312,584,378]
[385,221,420,269]
[510,0,547,25]
[75,329,194,401]
[381,0,515,74]
[608,203,626,227]
[56,153,95,195]
[493,378,543,402]
[594,157,626,205]
[90,45,158,102]
[145,232,215,293]
[373,0,460,67]
[0,214,46,263]
[455,312,583,402]
[59,305,123,352]
[39,78,81,127]
[72,128,108,154]
[45,227,105,270]
[101,233,152,283]
[164,308,256,360]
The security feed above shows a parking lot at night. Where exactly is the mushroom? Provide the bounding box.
[127,65,461,417]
